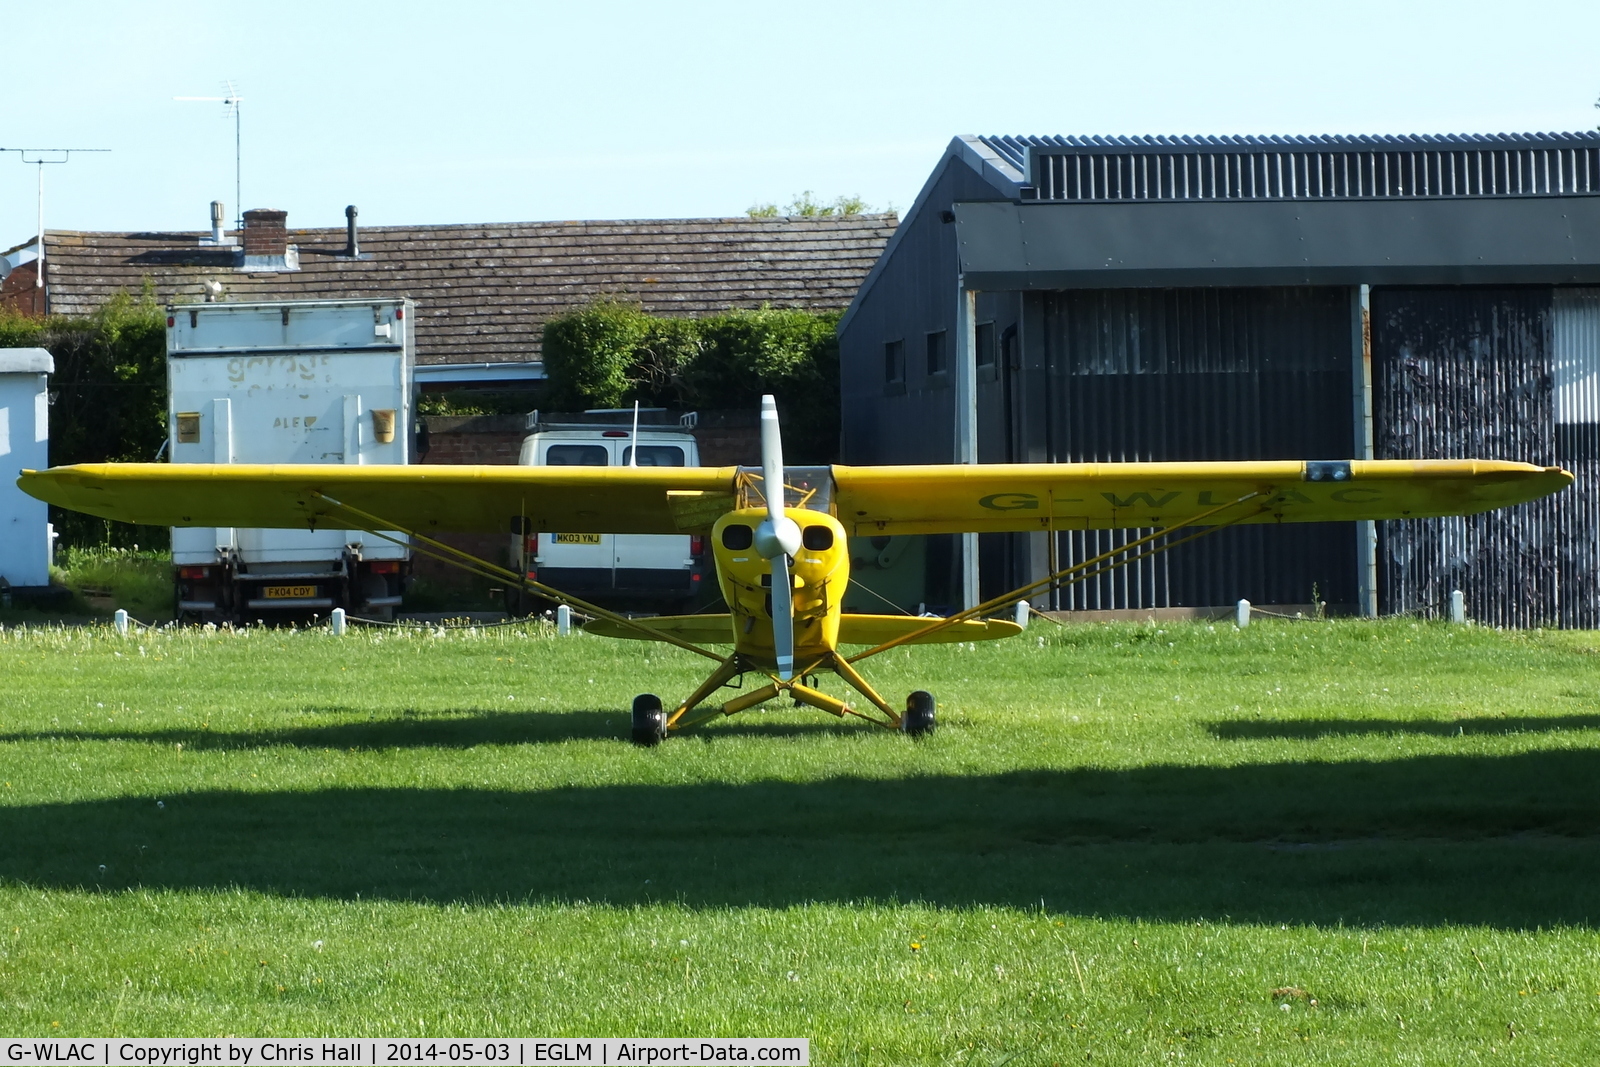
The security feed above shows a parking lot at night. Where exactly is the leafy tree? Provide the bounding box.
[746,192,872,218]
[0,289,168,548]
[540,300,651,409]
[540,302,842,462]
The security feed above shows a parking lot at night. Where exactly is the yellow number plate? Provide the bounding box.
[552,533,603,545]
[262,584,318,599]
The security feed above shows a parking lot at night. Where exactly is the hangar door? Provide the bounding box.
[1373,287,1600,627]
[1035,287,1359,611]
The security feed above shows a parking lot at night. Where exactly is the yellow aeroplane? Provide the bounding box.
[19,396,1572,744]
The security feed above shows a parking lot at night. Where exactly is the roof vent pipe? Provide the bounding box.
[210,200,226,244]
[345,205,359,258]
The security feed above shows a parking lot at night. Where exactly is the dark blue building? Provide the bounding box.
[838,133,1600,627]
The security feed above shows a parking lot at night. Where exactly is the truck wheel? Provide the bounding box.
[359,573,394,622]
[631,694,667,747]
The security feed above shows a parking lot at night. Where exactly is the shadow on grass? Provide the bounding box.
[4,748,1600,927]
[0,710,866,750]
[1207,714,1600,741]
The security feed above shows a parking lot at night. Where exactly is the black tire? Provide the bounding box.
[631,693,667,747]
[901,690,937,737]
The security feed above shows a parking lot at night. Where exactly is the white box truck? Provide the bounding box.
[166,299,414,623]
[513,409,710,612]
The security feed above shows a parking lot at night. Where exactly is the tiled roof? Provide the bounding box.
[39,214,898,365]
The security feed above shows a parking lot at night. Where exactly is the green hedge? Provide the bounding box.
[542,302,840,463]
[0,291,168,548]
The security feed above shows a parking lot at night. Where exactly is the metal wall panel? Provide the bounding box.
[978,133,1600,203]
[1037,287,1357,609]
[1371,287,1565,626]
[1554,289,1600,626]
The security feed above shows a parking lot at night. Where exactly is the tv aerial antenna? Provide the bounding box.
[0,146,110,291]
[175,81,244,231]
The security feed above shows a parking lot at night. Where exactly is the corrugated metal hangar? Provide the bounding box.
[837,133,1600,626]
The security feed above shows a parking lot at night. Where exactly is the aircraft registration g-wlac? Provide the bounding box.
[20,396,1573,745]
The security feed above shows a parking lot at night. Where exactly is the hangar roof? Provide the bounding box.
[840,131,1600,330]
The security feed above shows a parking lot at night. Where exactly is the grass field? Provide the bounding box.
[2,617,1599,1063]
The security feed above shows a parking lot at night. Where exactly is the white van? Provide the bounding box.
[514,411,710,611]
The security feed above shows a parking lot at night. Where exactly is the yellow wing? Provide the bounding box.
[832,460,1573,536]
[17,457,1571,537]
[17,463,739,535]
[583,613,1022,645]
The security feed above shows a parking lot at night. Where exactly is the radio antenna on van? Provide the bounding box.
[629,401,640,466]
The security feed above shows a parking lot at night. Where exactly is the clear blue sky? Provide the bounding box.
[3,0,1599,240]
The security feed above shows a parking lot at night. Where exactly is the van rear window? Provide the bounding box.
[622,445,686,467]
[545,445,610,466]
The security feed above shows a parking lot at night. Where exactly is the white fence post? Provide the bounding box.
[556,604,572,636]
[330,607,346,635]
[1014,600,1030,629]
[1449,590,1466,624]
[1235,599,1251,629]
[113,608,129,636]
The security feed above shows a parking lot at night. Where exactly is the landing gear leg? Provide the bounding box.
[901,690,936,737]
[631,694,666,747]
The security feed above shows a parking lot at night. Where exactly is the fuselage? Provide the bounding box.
[711,506,849,670]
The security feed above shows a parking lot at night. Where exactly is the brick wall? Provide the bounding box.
[418,411,762,469]
[420,414,527,466]
[0,260,43,316]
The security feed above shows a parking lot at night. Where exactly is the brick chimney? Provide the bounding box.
[241,209,288,256]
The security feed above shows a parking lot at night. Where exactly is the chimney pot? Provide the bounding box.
[241,208,288,256]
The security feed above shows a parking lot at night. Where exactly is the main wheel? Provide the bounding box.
[631,694,667,747]
[901,690,937,737]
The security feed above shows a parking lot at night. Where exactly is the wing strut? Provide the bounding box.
[307,491,729,663]
[849,490,1267,664]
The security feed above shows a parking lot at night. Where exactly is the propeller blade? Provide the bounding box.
[754,393,801,561]
[770,552,795,681]
[760,394,785,521]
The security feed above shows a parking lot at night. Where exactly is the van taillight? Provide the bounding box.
[690,535,705,557]
[524,535,538,554]
[178,566,210,580]
[369,561,399,574]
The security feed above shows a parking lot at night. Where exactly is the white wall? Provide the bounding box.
[0,362,51,587]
